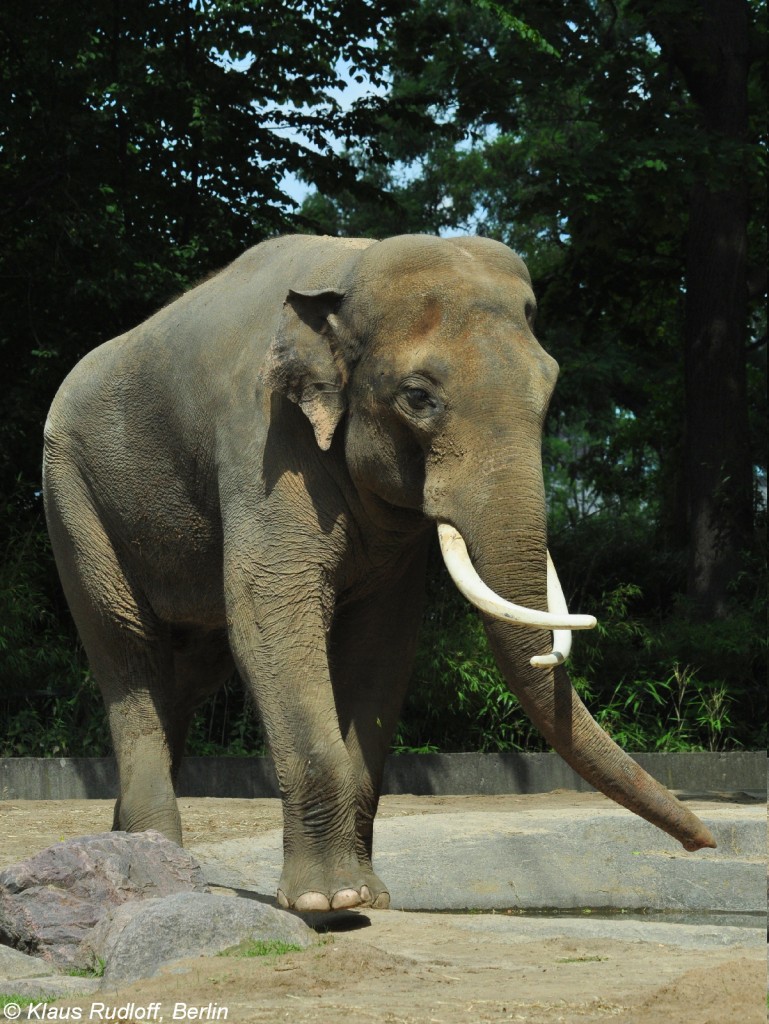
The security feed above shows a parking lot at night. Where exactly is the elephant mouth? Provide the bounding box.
[436,523,596,669]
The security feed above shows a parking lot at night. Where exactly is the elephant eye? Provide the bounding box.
[403,387,436,411]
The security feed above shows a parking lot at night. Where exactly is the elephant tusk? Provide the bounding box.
[437,524,597,634]
[530,552,573,669]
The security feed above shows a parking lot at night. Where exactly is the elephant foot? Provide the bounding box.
[276,859,389,912]
[277,886,364,912]
[112,794,183,845]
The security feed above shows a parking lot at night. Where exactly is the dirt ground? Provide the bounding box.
[0,794,765,1024]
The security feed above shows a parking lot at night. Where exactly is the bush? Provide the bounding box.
[0,487,109,757]
[185,679,266,756]
[3,494,763,757]
[396,517,766,754]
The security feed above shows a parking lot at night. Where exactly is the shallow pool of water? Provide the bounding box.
[417,907,766,930]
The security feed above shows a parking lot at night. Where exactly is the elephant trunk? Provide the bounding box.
[438,510,716,853]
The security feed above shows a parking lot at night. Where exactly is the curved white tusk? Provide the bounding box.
[530,552,573,669]
[437,524,597,632]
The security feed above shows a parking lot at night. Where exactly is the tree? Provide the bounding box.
[635,0,762,617]
[300,0,767,749]
[0,0,387,496]
[0,0,390,729]
[303,0,766,616]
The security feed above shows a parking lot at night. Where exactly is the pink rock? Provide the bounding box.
[0,831,208,967]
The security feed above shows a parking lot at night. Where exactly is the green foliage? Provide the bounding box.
[395,510,766,754]
[0,0,391,502]
[554,510,767,752]
[570,588,752,753]
[68,957,106,979]
[185,678,267,757]
[0,485,110,757]
[0,672,110,758]
[0,997,49,1010]
[395,552,540,753]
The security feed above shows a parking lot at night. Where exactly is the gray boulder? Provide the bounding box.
[0,942,60,981]
[3,976,102,1000]
[0,938,102,1000]
[0,831,208,967]
[81,892,319,983]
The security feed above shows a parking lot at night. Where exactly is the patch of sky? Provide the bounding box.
[280,55,388,207]
[214,43,388,211]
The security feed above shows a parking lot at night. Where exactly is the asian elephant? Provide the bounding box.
[43,233,715,912]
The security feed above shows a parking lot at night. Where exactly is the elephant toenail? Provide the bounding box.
[331,887,363,910]
[294,891,333,912]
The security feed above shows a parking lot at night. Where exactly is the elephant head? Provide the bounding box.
[263,234,716,853]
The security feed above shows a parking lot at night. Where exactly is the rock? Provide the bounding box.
[0,943,102,1000]
[8,976,103,999]
[0,831,208,968]
[0,942,60,980]
[81,891,319,983]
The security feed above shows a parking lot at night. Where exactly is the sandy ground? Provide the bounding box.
[0,794,765,1023]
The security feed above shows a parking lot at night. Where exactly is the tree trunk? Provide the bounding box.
[684,183,751,618]
[662,0,753,618]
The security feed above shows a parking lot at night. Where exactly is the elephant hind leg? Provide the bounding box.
[45,487,182,842]
[108,633,236,838]
[79,619,182,841]
[330,537,430,909]
[82,621,181,841]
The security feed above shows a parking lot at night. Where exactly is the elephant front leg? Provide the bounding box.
[226,576,370,912]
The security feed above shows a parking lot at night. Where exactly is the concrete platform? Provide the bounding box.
[191,798,765,933]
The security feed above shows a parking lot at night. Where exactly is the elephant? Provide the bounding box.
[43,233,716,912]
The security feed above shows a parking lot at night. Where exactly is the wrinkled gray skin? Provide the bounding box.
[44,234,715,913]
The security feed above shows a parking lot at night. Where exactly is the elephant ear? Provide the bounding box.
[260,288,347,451]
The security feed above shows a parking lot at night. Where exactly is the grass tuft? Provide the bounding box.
[218,938,304,959]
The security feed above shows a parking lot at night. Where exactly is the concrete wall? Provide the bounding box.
[1,751,765,800]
